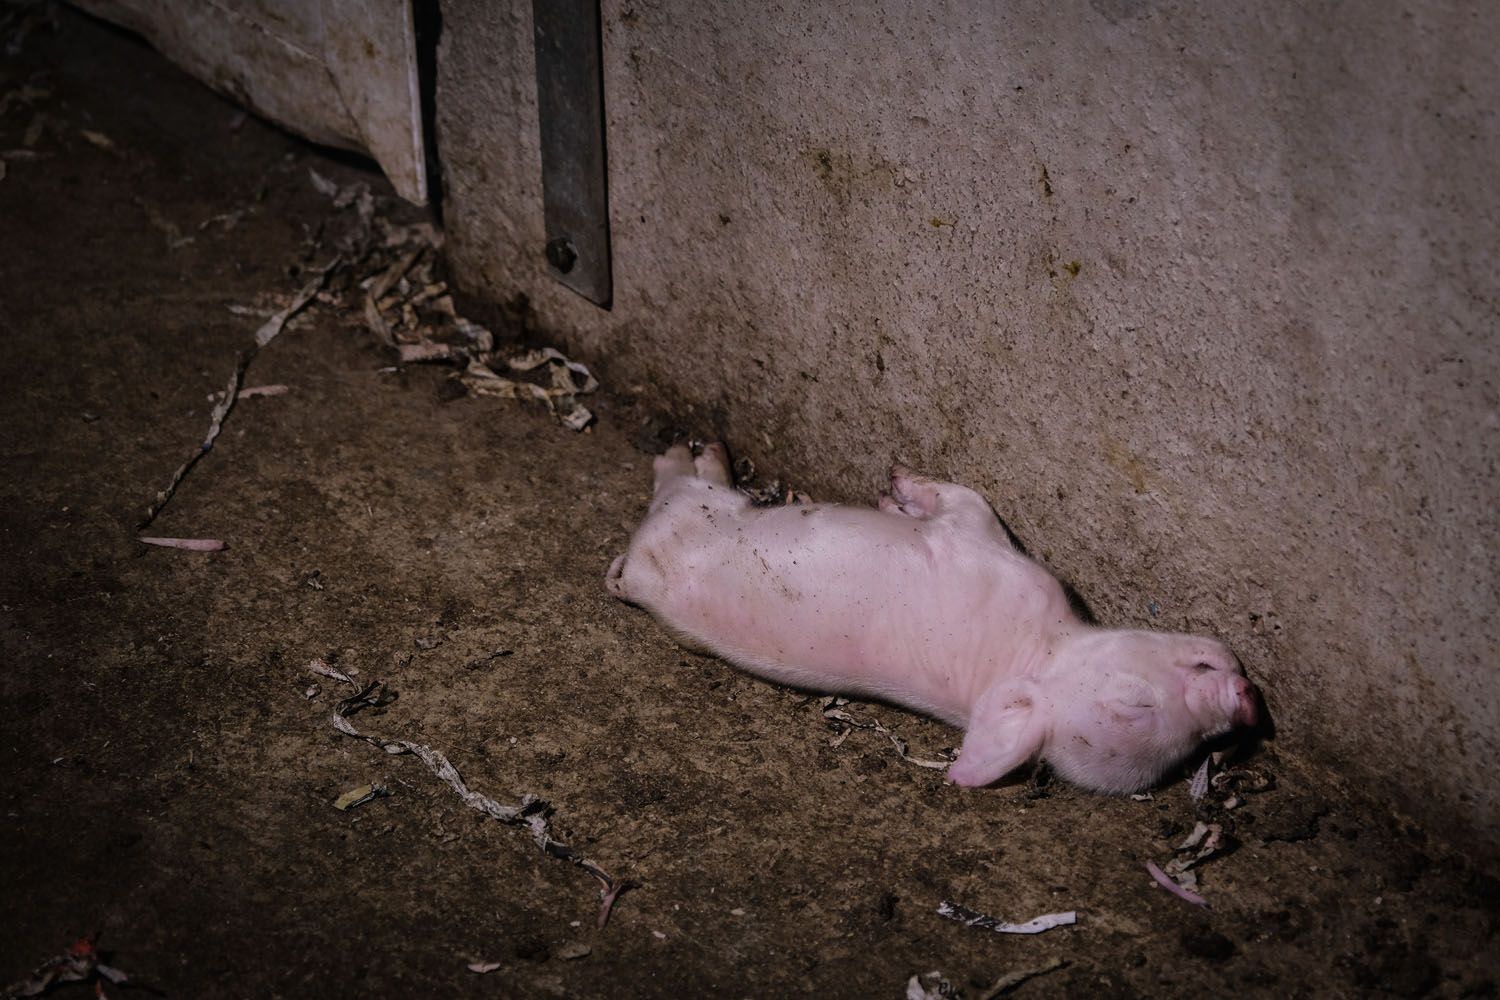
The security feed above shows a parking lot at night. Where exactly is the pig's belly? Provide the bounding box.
[651,503,1041,723]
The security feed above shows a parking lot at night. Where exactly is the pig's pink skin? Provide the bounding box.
[607,443,1258,795]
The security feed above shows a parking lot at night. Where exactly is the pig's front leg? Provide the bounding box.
[945,680,1047,786]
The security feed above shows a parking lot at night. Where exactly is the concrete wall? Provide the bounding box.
[435,1,1500,851]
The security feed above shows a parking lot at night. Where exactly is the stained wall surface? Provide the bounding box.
[435,1,1500,851]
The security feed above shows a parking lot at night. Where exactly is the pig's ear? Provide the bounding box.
[946,682,1045,787]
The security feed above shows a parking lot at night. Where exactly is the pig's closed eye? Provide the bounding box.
[1107,699,1156,723]
[1192,662,1215,673]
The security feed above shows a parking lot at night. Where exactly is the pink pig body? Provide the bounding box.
[607,443,1258,794]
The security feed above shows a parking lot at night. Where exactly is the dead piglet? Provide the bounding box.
[607,442,1258,794]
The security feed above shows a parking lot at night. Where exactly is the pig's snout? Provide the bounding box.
[1228,674,1258,728]
[1187,670,1259,733]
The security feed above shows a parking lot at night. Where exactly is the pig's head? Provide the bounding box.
[948,630,1258,794]
[1043,631,1258,793]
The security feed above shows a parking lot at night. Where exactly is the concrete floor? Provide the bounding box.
[0,10,1495,998]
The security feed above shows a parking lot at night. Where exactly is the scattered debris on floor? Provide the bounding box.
[307,657,357,686]
[1211,764,1273,798]
[137,255,336,533]
[136,536,225,552]
[935,901,1076,935]
[1145,860,1207,907]
[135,157,601,536]
[1164,822,1225,885]
[135,196,193,250]
[198,207,247,233]
[905,970,960,1000]
[254,259,340,348]
[555,941,591,961]
[733,458,808,506]
[3,934,132,999]
[593,872,637,931]
[333,782,388,811]
[341,219,600,429]
[209,384,287,402]
[326,672,634,929]
[459,348,599,432]
[820,697,953,770]
[974,957,1068,999]
[1189,755,1211,801]
[305,167,603,431]
[136,362,237,530]
[466,960,502,975]
[1143,815,1230,907]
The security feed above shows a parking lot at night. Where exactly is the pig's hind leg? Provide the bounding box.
[654,441,732,494]
[882,465,952,519]
[610,445,699,603]
[883,465,1013,544]
[612,451,687,602]
[653,444,696,495]
[693,441,732,486]
[614,441,741,603]
[884,465,983,520]
[879,466,928,517]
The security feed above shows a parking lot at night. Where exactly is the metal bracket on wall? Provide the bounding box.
[532,0,612,308]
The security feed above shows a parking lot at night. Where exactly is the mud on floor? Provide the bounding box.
[1,9,1496,999]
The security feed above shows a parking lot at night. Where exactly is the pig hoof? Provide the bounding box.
[652,444,696,493]
[880,496,931,519]
[887,465,940,519]
[694,441,732,486]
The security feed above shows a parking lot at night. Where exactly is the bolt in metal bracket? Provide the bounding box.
[532,0,612,308]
